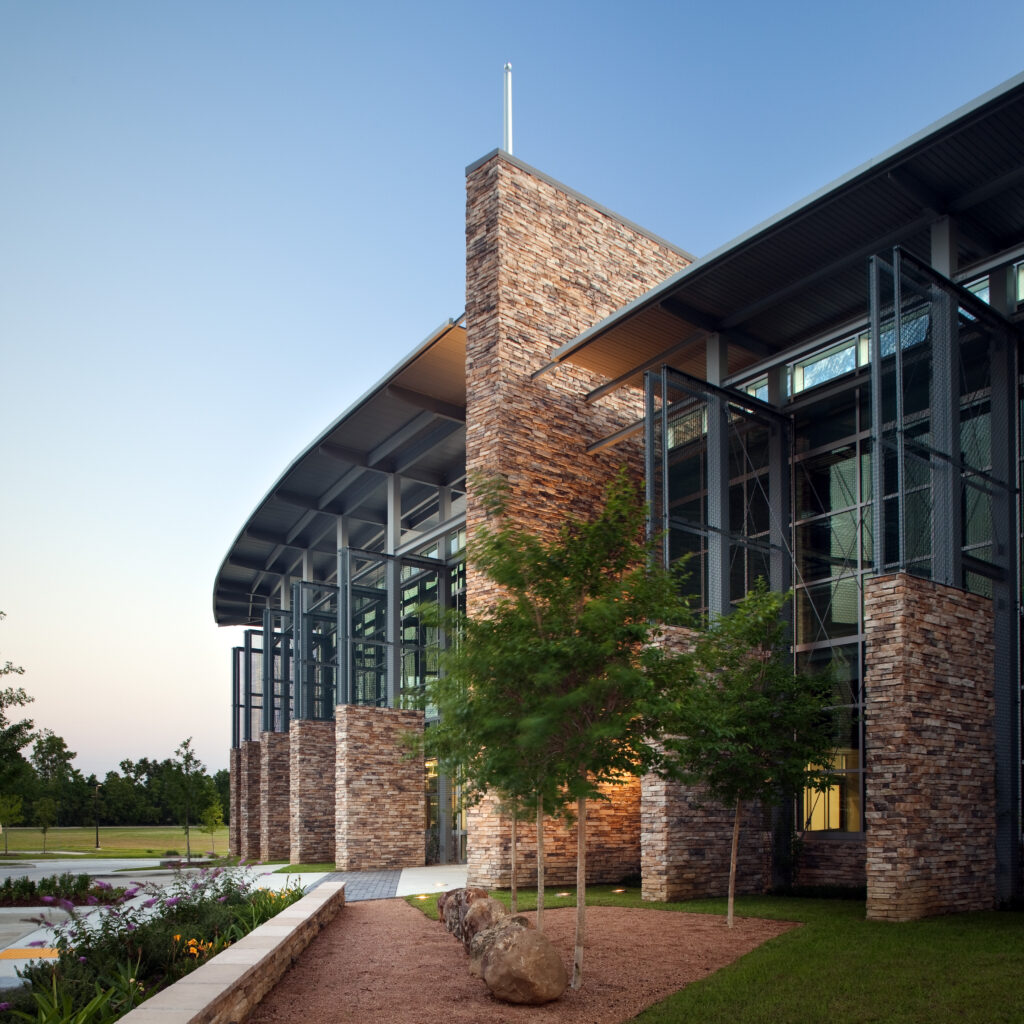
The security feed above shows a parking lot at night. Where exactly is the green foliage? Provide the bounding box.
[170,738,211,861]
[199,800,224,854]
[662,580,835,811]
[0,873,125,907]
[11,865,305,1023]
[659,579,836,925]
[34,797,57,851]
[422,468,692,815]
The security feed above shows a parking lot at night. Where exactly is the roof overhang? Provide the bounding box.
[543,70,1024,391]
[213,318,467,627]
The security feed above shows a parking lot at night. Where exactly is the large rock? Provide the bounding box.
[481,925,568,1004]
[468,916,532,978]
[462,896,509,950]
[440,887,489,943]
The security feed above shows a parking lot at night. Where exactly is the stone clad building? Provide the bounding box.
[214,72,1024,919]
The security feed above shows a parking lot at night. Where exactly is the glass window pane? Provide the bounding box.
[796,577,861,644]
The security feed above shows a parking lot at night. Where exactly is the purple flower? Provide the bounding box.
[87,896,98,905]
[78,956,87,963]
[124,888,139,899]
[218,896,228,903]
[40,896,54,904]
[0,1001,11,1011]
[59,899,75,913]
[27,941,45,948]
[164,897,180,907]
[126,922,136,931]
[94,880,111,890]
[142,898,159,908]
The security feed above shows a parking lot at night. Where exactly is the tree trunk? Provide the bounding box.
[510,809,518,915]
[536,795,545,932]
[728,799,741,929]
[571,795,586,990]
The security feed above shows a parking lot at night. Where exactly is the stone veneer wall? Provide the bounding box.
[228,747,241,857]
[466,778,642,888]
[462,152,691,884]
[640,777,771,902]
[289,719,336,864]
[864,572,996,921]
[335,705,425,871]
[463,152,691,613]
[797,835,866,889]
[259,731,291,863]
[237,740,262,862]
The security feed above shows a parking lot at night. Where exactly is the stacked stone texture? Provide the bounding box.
[640,776,770,901]
[466,779,642,888]
[864,573,995,921]
[463,152,690,888]
[237,740,262,862]
[228,747,241,857]
[335,705,425,871]
[288,719,336,864]
[464,153,691,614]
[797,834,866,889]
[259,731,291,862]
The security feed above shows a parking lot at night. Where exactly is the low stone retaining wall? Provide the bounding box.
[118,881,345,1024]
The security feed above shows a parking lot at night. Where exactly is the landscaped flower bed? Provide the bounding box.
[0,865,304,1024]
[0,873,127,908]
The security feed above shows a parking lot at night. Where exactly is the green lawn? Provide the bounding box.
[408,886,1024,1024]
[0,825,230,859]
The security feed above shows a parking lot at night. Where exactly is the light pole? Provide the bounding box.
[94,784,100,849]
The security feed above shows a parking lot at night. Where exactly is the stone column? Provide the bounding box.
[237,740,262,862]
[467,778,642,888]
[335,705,425,871]
[639,777,769,902]
[289,719,336,864]
[259,731,291,863]
[228,747,241,857]
[864,573,996,920]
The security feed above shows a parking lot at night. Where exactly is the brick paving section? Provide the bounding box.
[309,870,401,902]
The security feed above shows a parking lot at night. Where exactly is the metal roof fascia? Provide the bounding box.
[549,69,1024,368]
[212,314,466,624]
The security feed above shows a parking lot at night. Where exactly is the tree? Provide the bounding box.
[172,738,207,861]
[35,796,57,852]
[30,729,77,825]
[660,579,836,927]
[0,614,35,794]
[199,799,225,855]
[423,469,692,988]
[0,794,23,855]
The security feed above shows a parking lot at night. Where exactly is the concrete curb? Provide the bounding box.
[118,881,345,1024]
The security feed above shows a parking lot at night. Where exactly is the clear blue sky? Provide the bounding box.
[3,0,1023,777]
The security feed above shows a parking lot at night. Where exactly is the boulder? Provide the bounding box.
[481,925,568,1004]
[462,897,509,951]
[440,886,489,942]
[468,916,532,978]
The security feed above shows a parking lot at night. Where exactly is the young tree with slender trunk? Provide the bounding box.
[422,469,693,988]
[660,579,836,927]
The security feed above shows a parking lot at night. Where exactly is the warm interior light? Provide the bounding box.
[612,888,626,893]
[557,892,571,897]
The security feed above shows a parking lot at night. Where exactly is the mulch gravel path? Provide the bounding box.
[247,898,797,1024]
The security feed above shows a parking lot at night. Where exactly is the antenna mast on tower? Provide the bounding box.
[503,63,513,154]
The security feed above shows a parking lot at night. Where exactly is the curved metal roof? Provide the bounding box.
[213,318,467,626]
[545,70,1024,389]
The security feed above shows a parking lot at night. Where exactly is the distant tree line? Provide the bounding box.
[0,614,229,835]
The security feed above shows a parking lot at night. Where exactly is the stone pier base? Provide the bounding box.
[335,705,425,871]
[260,731,291,862]
[238,740,262,862]
[289,720,336,864]
[864,573,996,921]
